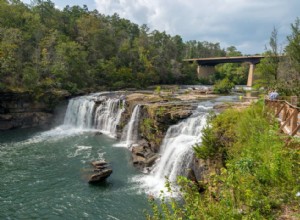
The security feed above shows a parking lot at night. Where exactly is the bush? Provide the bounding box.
[194,109,239,160]
[213,78,234,94]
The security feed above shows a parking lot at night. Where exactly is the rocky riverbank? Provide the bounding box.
[0,90,70,130]
[118,92,198,169]
[118,91,253,185]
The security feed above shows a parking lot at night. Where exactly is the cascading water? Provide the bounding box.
[0,93,149,220]
[63,97,96,128]
[137,104,210,196]
[119,105,141,148]
[93,98,125,137]
[63,93,125,137]
[153,112,207,180]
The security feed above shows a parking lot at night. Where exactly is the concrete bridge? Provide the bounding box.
[183,56,265,87]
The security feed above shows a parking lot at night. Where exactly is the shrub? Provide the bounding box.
[213,78,234,94]
[194,109,239,160]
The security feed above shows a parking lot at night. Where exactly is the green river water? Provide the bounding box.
[0,127,149,220]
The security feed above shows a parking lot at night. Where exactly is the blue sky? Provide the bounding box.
[21,0,300,55]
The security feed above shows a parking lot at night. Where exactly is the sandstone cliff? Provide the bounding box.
[119,93,195,169]
[0,91,69,130]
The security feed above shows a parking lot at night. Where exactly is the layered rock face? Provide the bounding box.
[0,91,67,130]
[119,93,195,169]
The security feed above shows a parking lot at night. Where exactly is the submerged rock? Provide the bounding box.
[93,131,103,136]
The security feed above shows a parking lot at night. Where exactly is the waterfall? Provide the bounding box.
[120,105,141,148]
[94,98,125,137]
[64,97,96,129]
[63,94,125,137]
[137,104,210,196]
[152,112,207,181]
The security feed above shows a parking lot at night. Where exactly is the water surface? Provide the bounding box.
[0,128,149,220]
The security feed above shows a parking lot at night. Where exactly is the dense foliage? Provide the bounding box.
[0,0,229,94]
[212,78,234,94]
[147,101,300,219]
[255,20,300,97]
[198,46,248,86]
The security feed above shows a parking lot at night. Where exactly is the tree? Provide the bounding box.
[286,17,300,74]
[0,28,24,89]
[255,27,281,87]
[275,18,300,96]
[53,41,89,90]
[0,0,241,92]
[215,46,247,85]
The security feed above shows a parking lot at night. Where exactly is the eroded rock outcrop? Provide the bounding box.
[139,103,194,152]
[131,140,159,169]
[0,91,69,130]
[119,92,196,169]
[189,156,223,187]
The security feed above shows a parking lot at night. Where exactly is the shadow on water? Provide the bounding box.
[88,180,113,188]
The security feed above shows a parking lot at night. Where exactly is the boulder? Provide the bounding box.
[144,154,159,167]
[132,155,146,165]
[132,145,145,155]
[93,131,103,136]
[88,160,112,183]
[91,160,107,167]
[131,143,159,169]
[94,164,110,171]
[88,169,113,184]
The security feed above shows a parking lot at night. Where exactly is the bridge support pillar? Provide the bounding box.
[197,65,215,78]
[247,63,255,87]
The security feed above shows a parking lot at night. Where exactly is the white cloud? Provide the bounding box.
[94,0,300,54]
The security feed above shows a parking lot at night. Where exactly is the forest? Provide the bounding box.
[1,1,300,96]
[0,0,236,94]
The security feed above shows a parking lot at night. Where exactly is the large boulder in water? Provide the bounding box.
[88,160,112,183]
[88,169,113,184]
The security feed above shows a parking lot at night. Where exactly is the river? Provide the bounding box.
[0,93,240,219]
[0,126,149,219]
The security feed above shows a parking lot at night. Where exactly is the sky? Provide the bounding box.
[21,0,300,55]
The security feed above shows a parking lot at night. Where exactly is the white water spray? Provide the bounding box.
[93,98,125,137]
[28,94,125,142]
[153,112,207,180]
[119,105,141,148]
[137,105,210,196]
[63,97,96,128]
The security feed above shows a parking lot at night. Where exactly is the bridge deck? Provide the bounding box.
[183,56,265,65]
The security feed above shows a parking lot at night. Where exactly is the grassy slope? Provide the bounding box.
[148,100,300,219]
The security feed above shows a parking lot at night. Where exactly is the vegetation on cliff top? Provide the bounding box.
[147,101,300,219]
